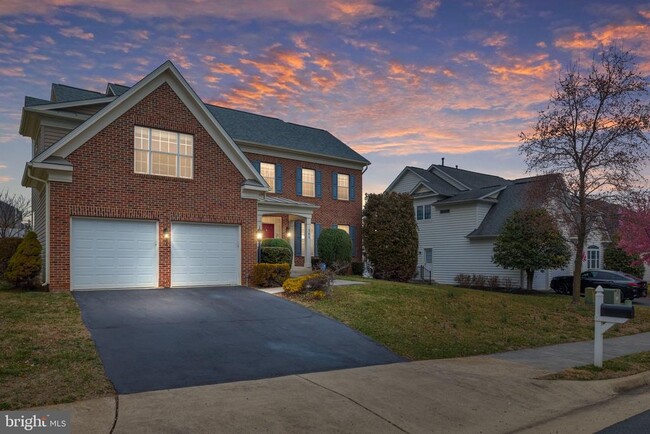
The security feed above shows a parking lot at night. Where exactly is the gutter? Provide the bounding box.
[24,164,49,286]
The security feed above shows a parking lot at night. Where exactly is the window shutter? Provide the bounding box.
[332,172,338,199]
[294,221,302,256]
[316,170,322,198]
[296,168,302,196]
[350,226,357,258]
[275,164,283,193]
[252,160,260,172]
[349,174,356,201]
[314,223,321,256]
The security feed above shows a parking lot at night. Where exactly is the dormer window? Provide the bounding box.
[134,126,193,179]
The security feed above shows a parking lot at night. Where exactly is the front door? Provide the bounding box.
[262,223,275,239]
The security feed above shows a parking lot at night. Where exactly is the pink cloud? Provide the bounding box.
[59,26,94,40]
[416,0,441,18]
[0,66,25,77]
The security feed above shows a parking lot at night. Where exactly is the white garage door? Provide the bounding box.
[171,223,240,287]
[71,218,158,290]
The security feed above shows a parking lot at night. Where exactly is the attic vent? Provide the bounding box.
[440,209,450,214]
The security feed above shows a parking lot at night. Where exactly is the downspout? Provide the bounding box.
[25,164,49,286]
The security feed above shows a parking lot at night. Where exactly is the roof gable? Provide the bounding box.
[34,61,267,189]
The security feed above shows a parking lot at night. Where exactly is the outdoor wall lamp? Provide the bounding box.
[286,230,292,238]
[163,227,170,240]
[256,230,263,241]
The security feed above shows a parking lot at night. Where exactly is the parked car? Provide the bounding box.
[550,270,648,301]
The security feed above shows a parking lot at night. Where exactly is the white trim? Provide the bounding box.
[385,167,434,193]
[237,140,369,170]
[408,180,438,196]
[30,96,115,111]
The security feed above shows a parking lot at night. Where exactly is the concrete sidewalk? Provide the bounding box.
[39,353,650,433]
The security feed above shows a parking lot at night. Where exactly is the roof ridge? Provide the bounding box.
[431,164,507,179]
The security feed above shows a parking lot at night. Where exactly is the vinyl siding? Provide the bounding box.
[32,187,46,283]
[390,171,422,194]
[37,125,71,155]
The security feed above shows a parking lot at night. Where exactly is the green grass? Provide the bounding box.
[0,288,114,410]
[301,279,650,360]
[544,351,650,380]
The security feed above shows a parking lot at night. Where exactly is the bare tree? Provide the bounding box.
[520,47,650,303]
[0,190,30,238]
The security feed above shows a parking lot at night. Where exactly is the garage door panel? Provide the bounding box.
[71,219,158,290]
[171,223,240,287]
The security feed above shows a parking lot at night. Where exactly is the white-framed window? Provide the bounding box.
[337,173,349,201]
[337,224,350,234]
[424,248,432,264]
[134,126,193,178]
[260,162,275,193]
[587,245,600,269]
[301,223,315,256]
[302,169,316,197]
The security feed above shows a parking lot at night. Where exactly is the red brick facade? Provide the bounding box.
[48,83,258,291]
[245,152,363,261]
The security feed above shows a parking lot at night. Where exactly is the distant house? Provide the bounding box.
[0,200,26,238]
[19,61,368,291]
[385,163,607,290]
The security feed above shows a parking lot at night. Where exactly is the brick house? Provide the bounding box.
[20,61,369,291]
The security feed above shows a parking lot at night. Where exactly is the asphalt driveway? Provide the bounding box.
[73,287,403,394]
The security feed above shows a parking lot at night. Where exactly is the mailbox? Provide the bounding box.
[600,303,635,319]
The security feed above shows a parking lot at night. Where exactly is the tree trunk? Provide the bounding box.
[526,269,535,291]
[572,244,584,303]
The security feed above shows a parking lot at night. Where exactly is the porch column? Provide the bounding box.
[304,216,312,269]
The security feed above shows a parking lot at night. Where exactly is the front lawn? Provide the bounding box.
[301,279,650,360]
[544,351,650,380]
[0,289,114,410]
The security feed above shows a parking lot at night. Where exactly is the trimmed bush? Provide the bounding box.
[454,274,472,287]
[351,261,364,276]
[261,247,292,266]
[0,237,22,276]
[283,271,331,296]
[261,238,293,251]
[317,229,351,270]
[363,192,418,282]
[4,232,41,289]
[252,263,290,287]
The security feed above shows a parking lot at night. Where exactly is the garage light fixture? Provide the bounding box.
[256,230,263,241]
[163,228,170,240]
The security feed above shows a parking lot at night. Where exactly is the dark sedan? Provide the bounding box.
[550,269,648,301]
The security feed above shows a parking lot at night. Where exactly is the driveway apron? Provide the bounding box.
[73,287,403,394]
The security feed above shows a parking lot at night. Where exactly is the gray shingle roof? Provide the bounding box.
[25,96,51,107]
[51,84,105,103]
[28,81,369,165]
[406,167,460,196]
[431,164,508,189]
[467,177,544,237]
[434,185,506,205]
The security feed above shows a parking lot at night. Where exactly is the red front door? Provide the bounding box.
[262,223,275,239]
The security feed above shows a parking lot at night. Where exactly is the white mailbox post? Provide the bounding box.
[594,285,635,367]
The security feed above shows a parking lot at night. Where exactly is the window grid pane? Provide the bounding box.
[134,150,149,174]
[134,127,193,179]
[151,152,177,177]
[302,169,315,197]
[261,163,276,193]
[337,174,349,200]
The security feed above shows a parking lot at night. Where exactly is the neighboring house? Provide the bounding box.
[19,61,368,291]
[385,163,607,290]
[0,200,26,238]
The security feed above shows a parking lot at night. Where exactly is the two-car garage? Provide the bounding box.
[70,218,240,290]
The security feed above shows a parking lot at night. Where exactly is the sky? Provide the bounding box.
[1,0,650,199]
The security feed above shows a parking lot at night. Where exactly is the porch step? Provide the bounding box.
[290,266,312,278]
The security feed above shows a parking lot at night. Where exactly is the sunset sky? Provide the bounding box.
[1,0,650,198]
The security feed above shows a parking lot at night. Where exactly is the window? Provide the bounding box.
[301,223,315,256]
[440,209,450,214]
[587,245,600,269]
[416,206,423,220]
[416,205,432,220]
[134,126,193,178]
[260,163,275,193]
[302,169,315,197]
[337,174,349,201]
[424,248,432,264]
[337,224,350,234]
[424,205,432,219]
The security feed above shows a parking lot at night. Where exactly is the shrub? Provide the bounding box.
[502,277,513,290]
[351,261,364,276]
[282,271,331,296]
[261,247,292,266]
[317,229,352,270]
[0,237,22,276]
[487,275,500,290]
[261,238,293,251]
[604,239,645,279]
[471,274,487,288]
[4,232,41,289]
[454,274,472,287]
[251,263,290,287]
[311,257,323,270]
[363,192,418,282]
